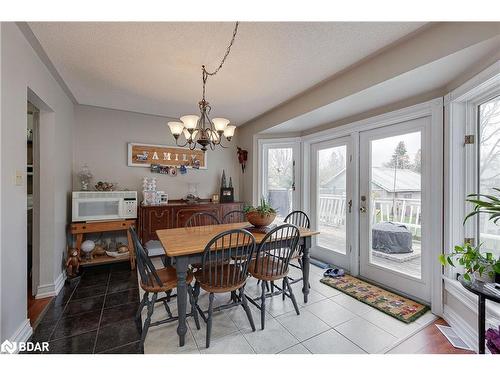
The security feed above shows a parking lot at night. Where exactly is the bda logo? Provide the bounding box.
[1,340,17,354]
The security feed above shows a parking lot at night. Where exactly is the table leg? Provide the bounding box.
[301,237,311,303]
[127,229,136,270]
[75,234,83,257]
[175,256,190,347]
[478,296,485,354]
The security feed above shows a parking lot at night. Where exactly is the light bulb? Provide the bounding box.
[168,121,184,136]
[212,118,230,132]
[180,115,200,130]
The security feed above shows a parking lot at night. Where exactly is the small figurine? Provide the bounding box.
[66,248,81,278]
[221,170,227,188]
[92,241,106,257]
[117,243,129,254]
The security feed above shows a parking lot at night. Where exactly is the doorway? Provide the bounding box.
[309,112,437,304]
[359,118,431,302]
[310,136,353,271]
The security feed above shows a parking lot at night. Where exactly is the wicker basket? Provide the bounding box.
[246,211,276,227]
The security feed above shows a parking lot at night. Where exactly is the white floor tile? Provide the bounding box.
[363,309,422,339]
[276,310,330,341]
[199,332,255,354]
[242,318,299,354]
[144,322,199,354]
[302,329,365,354]
[330,293,373,315]
[278,343,311,354]
[414,310,437,326]
[304,298,356,327]
[335,317,398,353]
[188,310,239,347]
[309,278,342,298]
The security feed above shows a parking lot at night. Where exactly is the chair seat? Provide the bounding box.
[248,256,288,281]
[140,266,193,293]
[194,264,246,293]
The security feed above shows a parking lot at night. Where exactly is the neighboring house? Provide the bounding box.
[322,167,421,199]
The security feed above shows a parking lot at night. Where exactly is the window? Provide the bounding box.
[477,96,500,257]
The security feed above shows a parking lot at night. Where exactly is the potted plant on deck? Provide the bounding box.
[440,188,500,283]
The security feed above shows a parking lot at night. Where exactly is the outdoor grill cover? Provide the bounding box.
[372,222,413,254]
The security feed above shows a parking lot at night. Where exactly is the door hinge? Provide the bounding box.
[348,199,352,213]
[464,135,475,145]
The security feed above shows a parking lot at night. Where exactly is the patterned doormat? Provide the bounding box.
[320,274,429,323]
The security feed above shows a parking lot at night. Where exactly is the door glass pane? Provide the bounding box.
[478,96,500,257]
[369,131,422,278]
[317,145,347,253]
[266,148,293,219]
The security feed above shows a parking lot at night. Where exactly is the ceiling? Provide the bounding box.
[263,36,500,134]
[28,22,427,124]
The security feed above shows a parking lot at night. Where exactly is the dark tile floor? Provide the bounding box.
[25,262,143,354]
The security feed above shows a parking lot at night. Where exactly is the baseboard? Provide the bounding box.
[2,319,33,353]
[443,305,478,353]
[35,271,66,299]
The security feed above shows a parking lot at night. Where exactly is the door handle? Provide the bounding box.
[360,206,367,213]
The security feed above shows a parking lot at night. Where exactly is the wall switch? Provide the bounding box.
[15,171,23,186]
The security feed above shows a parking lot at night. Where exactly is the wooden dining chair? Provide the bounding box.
[247,223,301,329]
[284,210,311,286]
[185,212,221,227]
[192,229,256,348]
[129,227,200,351]
[222,210,246,223]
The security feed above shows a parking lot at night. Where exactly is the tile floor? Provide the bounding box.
[27,259,437,354]
[143,259,437,354]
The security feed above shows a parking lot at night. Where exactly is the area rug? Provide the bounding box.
[320,274,429,323]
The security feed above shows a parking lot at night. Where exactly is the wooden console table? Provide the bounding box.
[70,219,136,270]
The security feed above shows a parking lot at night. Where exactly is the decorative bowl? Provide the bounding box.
[246,211,276,227]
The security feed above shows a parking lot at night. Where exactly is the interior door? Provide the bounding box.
[311,137,352,271]
[359,118,431,302]
[262,142,300,220]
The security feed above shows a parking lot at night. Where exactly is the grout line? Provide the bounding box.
[91,271,111,354]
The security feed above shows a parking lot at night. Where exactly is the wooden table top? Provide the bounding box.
[157,222,320,257]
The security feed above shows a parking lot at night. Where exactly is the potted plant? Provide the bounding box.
[440,188,500,283]
[244,198,277,227]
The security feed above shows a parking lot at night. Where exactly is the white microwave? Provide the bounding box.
[72,191,137,222]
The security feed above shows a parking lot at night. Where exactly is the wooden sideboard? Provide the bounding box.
[138,200,244,243]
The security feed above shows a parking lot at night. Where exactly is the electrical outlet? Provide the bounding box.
[15,170,23,186]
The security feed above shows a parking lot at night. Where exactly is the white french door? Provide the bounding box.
[359,118,431,302]
[260,141,301,220]
[310,137,353,271]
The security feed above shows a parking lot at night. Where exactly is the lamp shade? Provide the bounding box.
[212,118,230,132]
[183,128,198,141]
[180,115,200,130]
[223,125,236,138]
[168,121,184,136]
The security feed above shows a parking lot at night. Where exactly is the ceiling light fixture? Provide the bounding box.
[168,22,239,152]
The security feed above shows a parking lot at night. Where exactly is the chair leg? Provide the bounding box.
[285,277,300,315]
[270,281,275,293]
[188,284,201,330]
[140,292,157,350]
[260,280,266,330]
[206,292,215,348]
[166,290,172,303]
[265,281,270,292]
[240,287,255,332]
[136,291,149,321]
[282,279,286,301]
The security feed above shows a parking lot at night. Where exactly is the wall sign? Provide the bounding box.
[127,143,207,169]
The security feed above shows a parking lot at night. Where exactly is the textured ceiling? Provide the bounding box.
[29,22,426,124]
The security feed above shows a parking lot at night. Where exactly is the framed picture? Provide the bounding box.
[128,143,207,169]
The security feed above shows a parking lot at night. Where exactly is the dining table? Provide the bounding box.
[156,221,320,347]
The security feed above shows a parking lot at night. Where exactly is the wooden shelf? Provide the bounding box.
[80,254,129,267]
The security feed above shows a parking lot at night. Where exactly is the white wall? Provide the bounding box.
[0,22,74,342]
[73,105,240,201]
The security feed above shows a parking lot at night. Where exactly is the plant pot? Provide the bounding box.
[473,268,494,283]
[246,211,276,227]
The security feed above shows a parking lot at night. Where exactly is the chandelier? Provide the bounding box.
[168,22,239,152]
